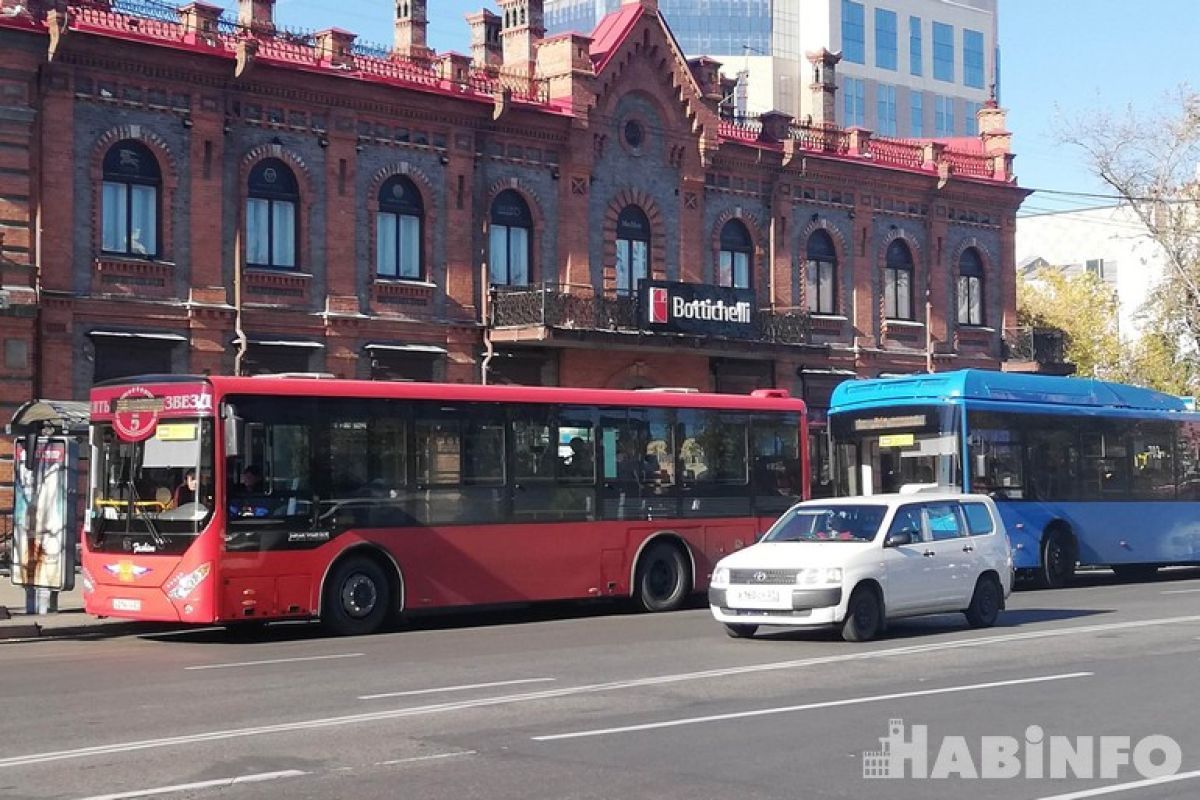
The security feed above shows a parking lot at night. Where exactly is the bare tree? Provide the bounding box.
[1060,86,1200,388]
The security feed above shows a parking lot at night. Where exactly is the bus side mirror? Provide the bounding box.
[223,405,243,459]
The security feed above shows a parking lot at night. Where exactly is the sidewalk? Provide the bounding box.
[0,574,158,641]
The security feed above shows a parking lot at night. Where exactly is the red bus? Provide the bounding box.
[83,375,808,634]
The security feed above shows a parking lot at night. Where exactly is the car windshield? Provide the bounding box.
[762,505,887,543]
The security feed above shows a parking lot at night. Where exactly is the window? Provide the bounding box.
[101,140,160,258]
[957,248,984,326]
[805,230,837,314]
[909,16,923,76]
[935,95,955,137]
[375,176,423,280]
[1129,422,1174,500]
[841,0,865,63]
[489,190,532,286]
[718,219,752,290]
[246,158,298,269]
[752,417,802,515]
[876,83,897,136]
[616,205,650,294]
[511,406,596,521]
[843,77,866,127]
[679,410,750,518]
[964,101,982,136]
[875,8,897,70]
[910,91,925,137]
[242,343,312,376]
[961,503,994,536]
[92,337,174,383]
[887,504,924,541]
[963,28,985,88]
[932,21,954,82]
[968,426,1023,498]
[1086,259,1106,280]
[1079,427,1130,500]
[923,503,964,541]
[1177,422,1200,500]
[884,240,913,320]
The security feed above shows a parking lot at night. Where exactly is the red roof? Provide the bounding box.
[589,3,644,72]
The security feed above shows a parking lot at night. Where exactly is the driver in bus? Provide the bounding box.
[229,465,268,517]
[172,469,197,507]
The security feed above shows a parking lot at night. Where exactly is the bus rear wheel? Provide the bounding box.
[634,541,690,612]
[322,556,391,636]
[1037,528,1076,589]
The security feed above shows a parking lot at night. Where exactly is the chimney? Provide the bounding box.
[496,0,544,81]
[806,48,841,126]
[394,0,432,62]
[178,1,223,46]
[687,57,725,105]
[237,0,275,35]
[467,9,502,74]
[758,110,793,144]
[316,28,356,69]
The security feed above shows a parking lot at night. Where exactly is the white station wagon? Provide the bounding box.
[709,493,1013,641]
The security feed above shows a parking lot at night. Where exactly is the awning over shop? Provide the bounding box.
[230,338,326,349]
[363,343,448,354]
[6,399,90,437]
[88,330,188,342]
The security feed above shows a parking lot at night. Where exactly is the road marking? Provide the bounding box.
[1030,768,1200,799]
[360,678,555,700]
[1161,588,1200,595]
[185,653,364,671]
[376,750,477,766]
[73,770,307,800]
[531,672,1092,741]
[5,614,1200,769]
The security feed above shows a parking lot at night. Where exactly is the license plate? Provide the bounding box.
[112,598,142,612]
[727,585,791,610]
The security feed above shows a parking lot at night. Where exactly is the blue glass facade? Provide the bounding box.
[841,0,866,64]
[874,8,897,71]
[545,0,774,56]
[932,21,954,82]
[963,28,985,89]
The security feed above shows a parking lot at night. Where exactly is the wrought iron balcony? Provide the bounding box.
[489,284,811,346]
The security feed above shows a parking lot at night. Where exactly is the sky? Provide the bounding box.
[221,0,1200,215]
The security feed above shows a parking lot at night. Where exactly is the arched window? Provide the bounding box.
[957,248,984,326]
[101,140,160,257]
[246,158,298,269]
[489,190,532,286]
[805,230,837,314]
[616,205,650,294]
[884,239,914,320]
[375,176,423,280]
[718,219,753,290]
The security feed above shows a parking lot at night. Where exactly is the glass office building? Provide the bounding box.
[546,0,776,57]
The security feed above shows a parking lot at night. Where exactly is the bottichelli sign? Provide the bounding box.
[640,280,756,338]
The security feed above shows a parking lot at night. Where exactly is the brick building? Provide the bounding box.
[0,0,1037,503]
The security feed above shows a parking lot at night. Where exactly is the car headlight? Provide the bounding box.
[164,562,211,601]
[796,567,842,585]
[711,566,730,587]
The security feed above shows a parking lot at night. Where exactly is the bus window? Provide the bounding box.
[1178,421,1200,500]
[1130,422,1174,500]
[752,416,802,515]
[968,428,1024,499]
[511,407,595,521]
[679,410,750,518]
[1080,428,1130,500]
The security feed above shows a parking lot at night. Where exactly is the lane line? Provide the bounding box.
[73,770,307,800]
[5,614,1200,769]
[1161,588,1200,595]
[360,678,555,700]
[185,653,364,671]
[531,672,1093,741]
[1030,768,1200,800]
[375,750,477,766]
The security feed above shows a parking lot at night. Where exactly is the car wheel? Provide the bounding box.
[1037,528,1076,589]
[634,541,690,612]
[964,575,1003,628]
[723,623,758,639]
[841,585,883,642]
[321,556,391,636]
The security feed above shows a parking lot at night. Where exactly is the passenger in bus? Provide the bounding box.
[562,437,593,478]
[172,469,197,507]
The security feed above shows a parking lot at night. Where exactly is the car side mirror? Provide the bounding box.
[884,531,914,547]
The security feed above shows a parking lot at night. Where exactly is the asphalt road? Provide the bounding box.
[2,570,1200,800]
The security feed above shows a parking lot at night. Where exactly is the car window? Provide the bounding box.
[961,502,994,536]
[764,505,887,542]
[923,502,965,541]
[885,504,925,543]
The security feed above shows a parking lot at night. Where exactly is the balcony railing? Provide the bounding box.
[1003,327,1068,364]
[489,284,811,346]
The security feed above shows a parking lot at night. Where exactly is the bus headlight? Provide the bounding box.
[165,562,211,601]
[796,568,842,585]
[711,567,730,588]
[81,567,95,595]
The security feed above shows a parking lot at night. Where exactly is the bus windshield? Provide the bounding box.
[830,405,961,495]
[89,419,215,554]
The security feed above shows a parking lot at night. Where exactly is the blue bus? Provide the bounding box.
[828,370,1200,587]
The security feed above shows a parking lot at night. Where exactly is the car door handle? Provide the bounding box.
[962,544,975,553]
[923,549,936,558]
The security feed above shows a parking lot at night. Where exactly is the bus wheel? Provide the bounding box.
[634,541,690,612]
[322,556,390,636]
[1037,528,1076,589]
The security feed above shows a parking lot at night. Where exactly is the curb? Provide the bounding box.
[0,619,168,642]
